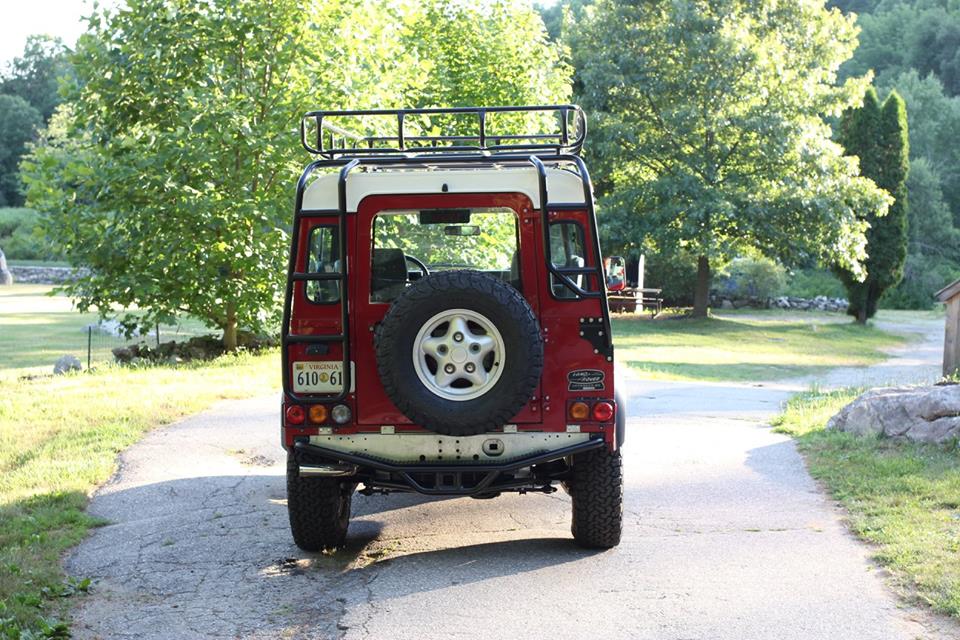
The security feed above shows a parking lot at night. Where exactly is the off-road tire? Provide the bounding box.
[569,447,623,549]
[286,452,356,551]
[375,270,543,436]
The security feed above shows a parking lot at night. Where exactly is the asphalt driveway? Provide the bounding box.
[66,316,958,639]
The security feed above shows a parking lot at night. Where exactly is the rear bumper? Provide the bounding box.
[292,436,604,496]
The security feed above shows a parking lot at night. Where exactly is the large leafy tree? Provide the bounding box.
[572,0,891,316]
[0,36,69,206]
[22,0,569,348]
[1,35,72,122]
[836,88,909,322]
[0,95,42,206]
[22,0,414,349]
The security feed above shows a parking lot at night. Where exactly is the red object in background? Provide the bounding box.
[604,256,626,292]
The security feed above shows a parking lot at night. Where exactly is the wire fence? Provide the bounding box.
[80,322,210,370]
[3,321,213,380]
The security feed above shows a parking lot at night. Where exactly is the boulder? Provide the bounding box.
[827,384,960,445]
[0,248,11,285]
[111,346,134,363]
[53,354,83,375]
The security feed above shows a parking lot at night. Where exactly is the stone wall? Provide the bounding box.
[8,266,80,284]
[711,294,849,312]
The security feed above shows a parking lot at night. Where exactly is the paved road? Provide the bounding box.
[68,317,958,639]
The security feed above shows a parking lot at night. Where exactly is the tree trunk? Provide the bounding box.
[692,255,711,318]
[855,283,870,325]
[223,301,238,351]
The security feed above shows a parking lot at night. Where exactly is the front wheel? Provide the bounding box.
[286,452,355,551]
[568,447,624,549]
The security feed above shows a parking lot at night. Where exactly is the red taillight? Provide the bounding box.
[592,401,614,422]
[286,405,305,425]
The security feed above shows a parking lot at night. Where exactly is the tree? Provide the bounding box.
[835,88,909,322]
[21,0,570,348]
[22,0,414,349]
[572,0,891,317]
[0,95,42,206]
[1,35,72,121]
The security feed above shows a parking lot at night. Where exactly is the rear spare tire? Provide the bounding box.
[375,270,542,436]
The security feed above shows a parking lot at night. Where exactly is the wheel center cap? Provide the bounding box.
[451,347,468,364]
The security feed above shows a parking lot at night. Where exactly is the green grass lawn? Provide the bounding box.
[774,389,960,618]
[1,284,211,380]
[611,310,910,382]
[0,353,280,637]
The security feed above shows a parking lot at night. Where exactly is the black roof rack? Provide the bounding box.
[300,105,586,159]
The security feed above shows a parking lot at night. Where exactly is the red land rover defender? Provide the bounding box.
[282,105,624,550]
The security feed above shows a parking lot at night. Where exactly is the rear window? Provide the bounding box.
[370,208,520,302]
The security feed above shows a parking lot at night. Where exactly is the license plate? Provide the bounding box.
[292,361,354,393]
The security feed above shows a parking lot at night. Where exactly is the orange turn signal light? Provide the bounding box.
[569,402,590,421]
[308,405,328,424]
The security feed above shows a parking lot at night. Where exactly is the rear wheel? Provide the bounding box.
[286,452,355,551]
[569,447,623,549]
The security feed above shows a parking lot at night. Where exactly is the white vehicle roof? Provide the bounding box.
[302,166,588,213]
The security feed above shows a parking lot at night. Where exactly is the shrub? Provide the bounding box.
[0,207,61,261]
[715,255,787,301]
[641,249,703,306]
[783,268,847,299]
[881,253,960,309]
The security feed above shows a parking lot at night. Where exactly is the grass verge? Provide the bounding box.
[0,284,211,380]
[774,389,960,617]
[612,311,908,382]
[0,352,279,637]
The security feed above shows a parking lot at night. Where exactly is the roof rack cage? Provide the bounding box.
[300,105,586,159]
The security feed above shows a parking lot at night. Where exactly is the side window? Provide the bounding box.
[548,221,593,299]
[306,226,340,303]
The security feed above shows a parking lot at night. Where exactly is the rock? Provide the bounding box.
[0,248,12,285]
[54,354,83,375]
[112,346,134,363]
[827,385,960,445]
[720,299,735,310]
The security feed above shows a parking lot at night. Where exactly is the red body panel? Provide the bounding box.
[283,191,615,447]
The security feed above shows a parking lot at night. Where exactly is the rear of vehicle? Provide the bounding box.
[281,106,624,550]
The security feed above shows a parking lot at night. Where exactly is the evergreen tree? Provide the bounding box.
[837,88,910,323]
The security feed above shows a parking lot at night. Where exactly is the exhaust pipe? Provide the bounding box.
[299,463,358,478]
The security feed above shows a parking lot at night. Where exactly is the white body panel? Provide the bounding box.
[302,166,587,212]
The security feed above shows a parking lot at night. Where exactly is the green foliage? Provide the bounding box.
[882,252,960,309]
[715,255,787,301]
[21,0,568,348]
[836,88,910,321]
[0,35,71,122]
[836,3,960,309]
[783,269,847,300]
[0,96,41,208]
[632,246,706,307]
[572,0,890,316]
[0,209,61,262]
